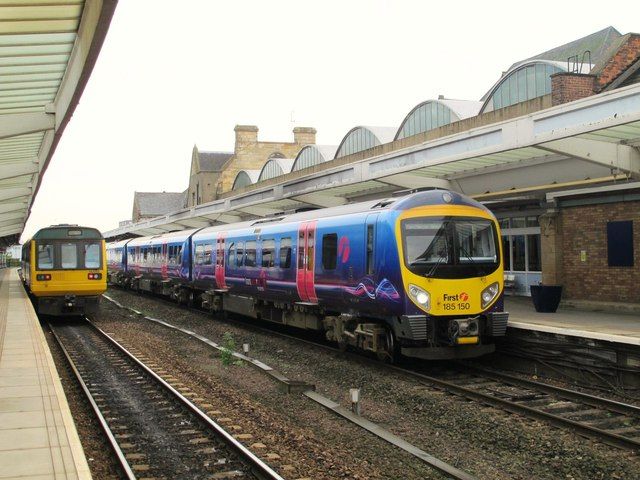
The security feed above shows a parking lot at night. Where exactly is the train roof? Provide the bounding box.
[112,190,491,245]
[30,225,103,241]
[124,228,200,248]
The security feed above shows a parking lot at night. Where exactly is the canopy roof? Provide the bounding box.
[0,0,117,245]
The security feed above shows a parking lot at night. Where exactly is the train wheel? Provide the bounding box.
[377,327,398,364]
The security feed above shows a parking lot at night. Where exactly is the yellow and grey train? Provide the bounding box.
[21,224,107,316]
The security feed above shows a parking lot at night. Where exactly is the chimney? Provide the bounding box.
[551,72,597,106]
[234,125,258,152]
[293,127,317,145]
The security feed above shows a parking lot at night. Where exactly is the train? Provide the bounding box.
[107,190,509,360]
[21,225,107,316]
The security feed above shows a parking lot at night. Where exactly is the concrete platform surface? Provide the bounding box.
[506,296,640,345]
[0,268,91,479]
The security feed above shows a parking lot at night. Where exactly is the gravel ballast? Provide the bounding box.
[93,290,639,479]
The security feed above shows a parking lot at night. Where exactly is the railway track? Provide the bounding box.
[49,318,284,480]
[106,290,640,453]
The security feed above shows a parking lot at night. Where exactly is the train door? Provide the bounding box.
[215,232,227,291]
[296,220,318,303]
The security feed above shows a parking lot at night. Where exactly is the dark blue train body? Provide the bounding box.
[107,190,509,360]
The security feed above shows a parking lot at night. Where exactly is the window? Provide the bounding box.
[512,235,526,271]
[322,233,337,270]
[204,244,213,265]
[245,241,256,267]
[195,244,205,265]
[236,242,244,267]
[307,231,314,271]
[527,235,541,271]
[607,221,634,267]
[84,243,101,269]
[60,243,77,269]
[502,237,511,271]
[262,239,275,268]
[228,242,236,267]
[37,244,54,269]
[298,231,305,269]
[279,237,291,268]
[366,226,374,275]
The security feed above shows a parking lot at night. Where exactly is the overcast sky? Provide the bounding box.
[21,0,638,240]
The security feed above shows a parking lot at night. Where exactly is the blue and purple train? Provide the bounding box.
[107,190,509,360]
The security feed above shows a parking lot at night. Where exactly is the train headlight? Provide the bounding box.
[408,284,430,311]
[481,282,500,308]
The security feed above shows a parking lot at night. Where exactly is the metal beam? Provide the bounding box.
[0,211,25,223]
[538,137,640,178]
[0,113,54,140]
[0,161,39,181]
[236,205,282,216]
[0,187,31,202]
[0,225,21,237]
[0,218,23,229]
[293,193,348,208]
[377,173,453,190]
[0,201,27,215]
[216,214,243,224]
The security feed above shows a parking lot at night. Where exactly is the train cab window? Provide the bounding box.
[195,244,205,265]
[279,237,291,268]
[37,244,54,269]
[322,233,337,270]
[61,243,77,269]
[84,243,101,269]
[366,225,374,275]
[245,241,257,267]
[262,239,275,268]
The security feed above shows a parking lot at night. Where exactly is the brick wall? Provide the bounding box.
[596,34,640,90]
[551,73,597,106]
[560,201,640,303]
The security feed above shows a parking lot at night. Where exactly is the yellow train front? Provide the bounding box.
[21,225,107,316]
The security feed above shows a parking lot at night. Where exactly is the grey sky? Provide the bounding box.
[22,0,638,240]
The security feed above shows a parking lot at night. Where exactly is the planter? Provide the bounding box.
[530,285,563,313]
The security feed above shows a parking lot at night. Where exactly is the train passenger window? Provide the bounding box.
[366,225,374,275]
[195,244,205,265]
[61,243,78,269]
[37,244,54,269]
[322,234,337,270]
[228,242,236,267]
[176,246,182,262]
[84,243,101,269]
[236,243,244,267]
[245,241,257,267]
[279,237,291,268]
[143,248,148,261]
[204,244,213,265]
[262,239,275,268]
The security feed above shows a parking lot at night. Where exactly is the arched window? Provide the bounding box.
[257,158,294,182]
[335,126,395,158]
[481,61,565,113]
[292,145,338,171]
[232,170,260,190]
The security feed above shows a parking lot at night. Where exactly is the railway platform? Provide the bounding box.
[0,268,91,480]
[506,296,640,345]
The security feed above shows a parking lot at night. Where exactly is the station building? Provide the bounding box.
[114,26,640,309]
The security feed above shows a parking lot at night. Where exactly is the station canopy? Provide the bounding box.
[104,83,640,239]
[0,0,117,245]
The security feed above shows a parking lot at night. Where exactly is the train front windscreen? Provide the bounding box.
[401,216,500,279]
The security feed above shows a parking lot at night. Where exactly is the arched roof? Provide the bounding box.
[257,158,295,182]
[232,169,260,190]
[395,99,482,140]
[480,60,591,114]
[335,126,396,158]
[292,145,338,172]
